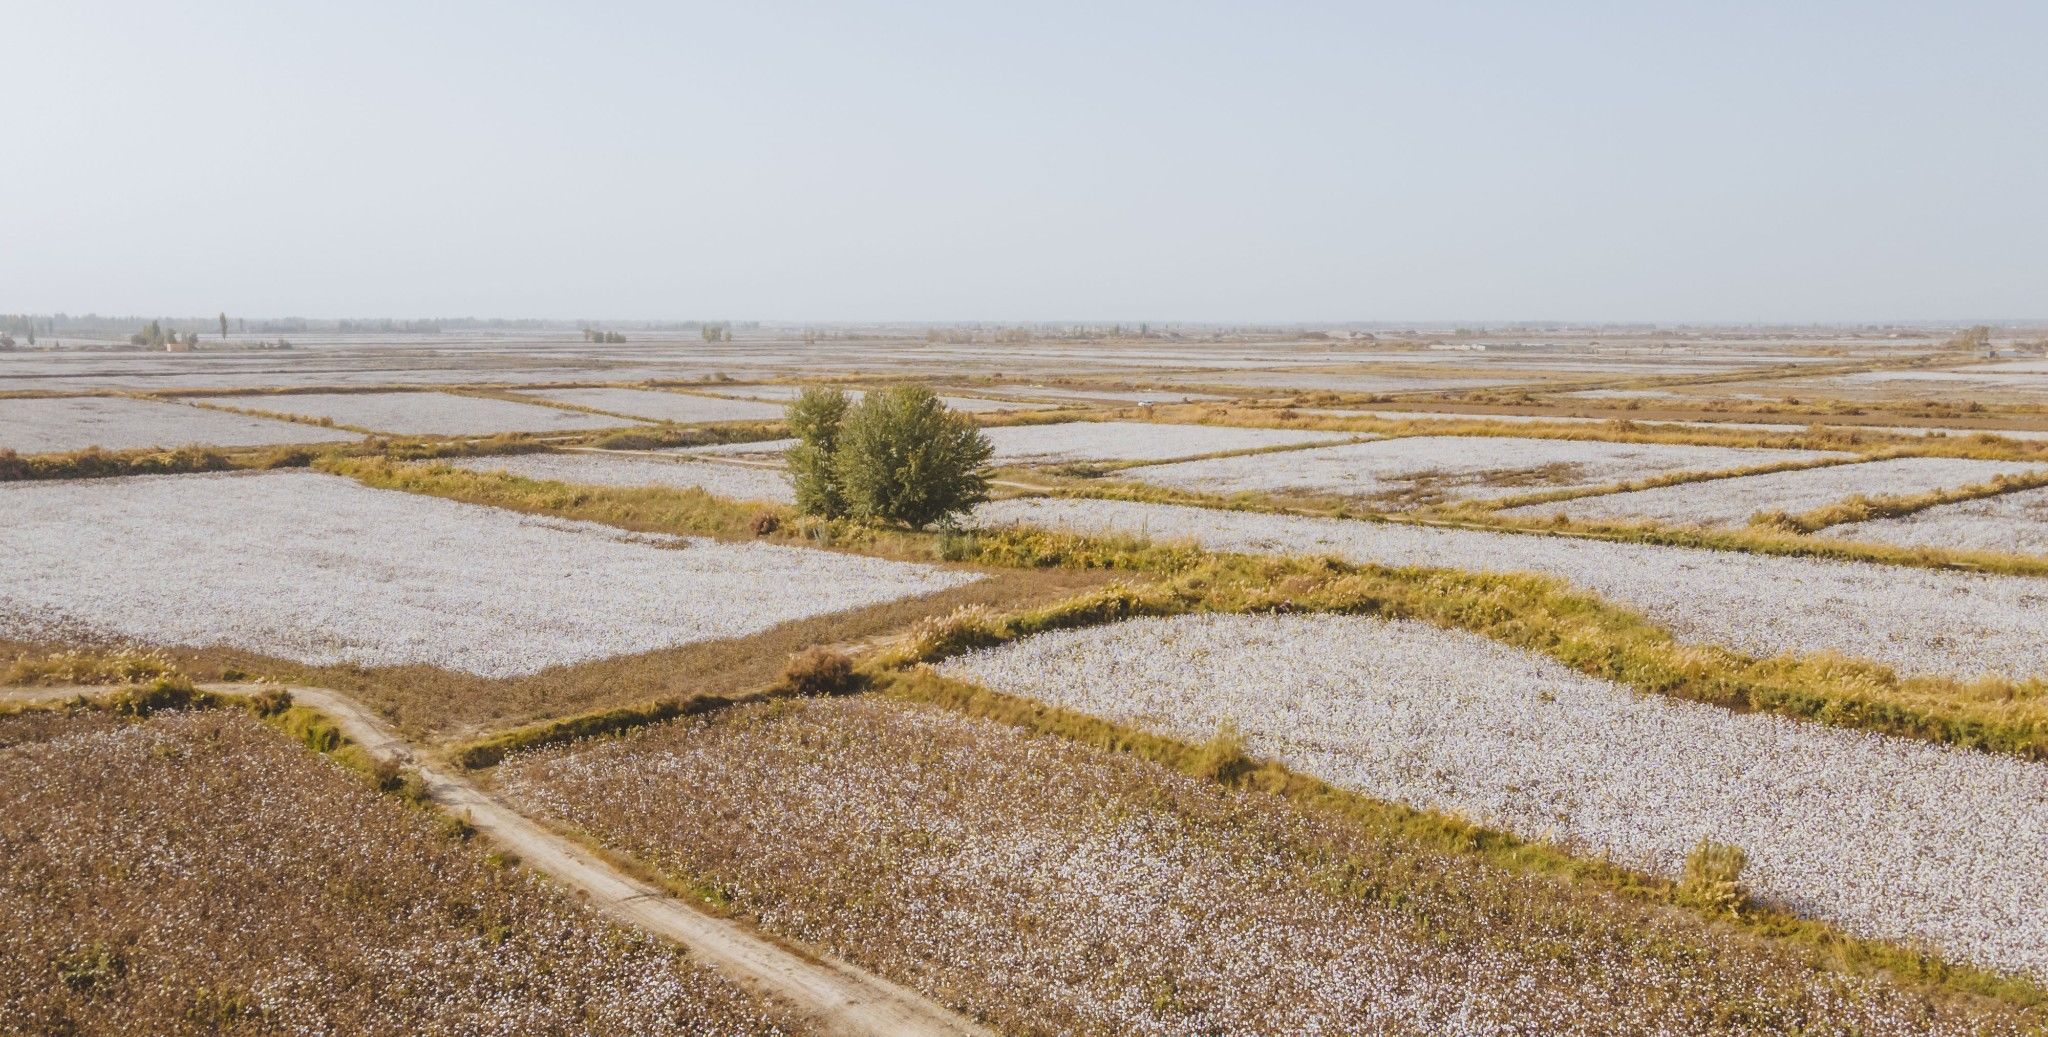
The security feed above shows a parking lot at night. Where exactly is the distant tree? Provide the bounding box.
[830,385,992,528]
[25,324,33,346]
[0,333,14,350]
[219,312,229,339]
[785,386,851,518]
[183,331,200,347]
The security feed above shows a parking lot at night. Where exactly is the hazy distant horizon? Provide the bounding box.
[6,2,2044,324]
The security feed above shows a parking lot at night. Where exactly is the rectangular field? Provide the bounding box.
[1831,486,2048,556]
[941,612,2048,981]
[445,452,795,503]
[972,496,2048,681]
[0,470,974,676]
[190,391,640,436]
[1123,435,1838,505]
[981,421,1354,465]
[518,387,787,423]
[1502,457,2046,526]
[493,695,2018,1036]
[0,709,796,1035]
[702,384,1057,413]
[0,396,358,454]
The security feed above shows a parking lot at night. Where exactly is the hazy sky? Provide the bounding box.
[4,1,2044,322]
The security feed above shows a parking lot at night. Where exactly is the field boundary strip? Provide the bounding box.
[314,456,2048,758]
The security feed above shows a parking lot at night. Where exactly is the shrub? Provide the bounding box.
[1188,722,1254,783]
[105,676,203,716]
[242,688,294,718]
[1679,838,1749,915]
[900,605,1004,661]
[785,386,851,518]
[832,385,993,528]
[782,647,858,696]
[748,510,781,536]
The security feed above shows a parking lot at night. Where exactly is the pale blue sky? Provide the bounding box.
[3,1,2043,322]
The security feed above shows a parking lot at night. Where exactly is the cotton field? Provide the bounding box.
[665,437,798,457]
[941,612,2048,980]
[1504,456,2046,526]
[445,451,796,503]
[0,709,799,1036]
[973,496,2048,680]
[190,390,639,435]
[0,396,359,454]
[1830,486,2048,555]
[702,384,1056,412]
[493,697,2029,1037]
[1122,435,1839,504]
[0,470,973,676]
[980,421,1354,465]
[518,386,788,423]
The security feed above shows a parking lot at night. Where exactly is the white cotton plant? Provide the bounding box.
[972,495,2048,681]
[0,470,975,676]
[941,612,2048,982]
[446,453,796,503]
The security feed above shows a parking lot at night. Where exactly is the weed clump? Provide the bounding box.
[782,647,858,696]
[1679,838,1750,915]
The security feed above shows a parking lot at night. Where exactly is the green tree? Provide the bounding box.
[831,385,992,528]
[785,386,851,518]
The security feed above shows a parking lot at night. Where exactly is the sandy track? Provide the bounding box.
[2,682,994,1037]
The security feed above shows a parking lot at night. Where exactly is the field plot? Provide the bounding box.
[982,421,1353,465]
[519,387,786,423]
[0,470,974,676]
[1832,486,2048,556]
[0,396,358,454]
[0,709,797,1036]
[189,391,639,436]
[943,613,2048,980]
[963,385,1229,405]
[974,496,2048,680]
[1123,435,1837,506]
[1504,456,2045,527]
[494,696,2028,1037]
[701,384,1056,413]
[446,452,795,502]
[1151,370,1512,394]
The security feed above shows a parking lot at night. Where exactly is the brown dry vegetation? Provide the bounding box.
[0,707,801,1036]
[494,694,2041,1036]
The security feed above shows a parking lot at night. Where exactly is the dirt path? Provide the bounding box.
[4,682,995,1037]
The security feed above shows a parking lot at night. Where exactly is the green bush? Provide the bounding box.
[786,386,851,518]
[831,385,992,528]
[785,384,992,528]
